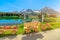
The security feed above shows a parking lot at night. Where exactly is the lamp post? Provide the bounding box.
[42,14,44,22]
[24,14,26,23]
[23,11,26,23]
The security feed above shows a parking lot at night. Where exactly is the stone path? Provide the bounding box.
[0,28,60,40]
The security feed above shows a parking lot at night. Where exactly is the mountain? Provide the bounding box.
[26,9,33,12]
[40,7,59,14]
[20,9,33,15]
[20,7,59,15]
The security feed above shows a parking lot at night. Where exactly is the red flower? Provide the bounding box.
[4,26,11,29]
[11,26,18,29]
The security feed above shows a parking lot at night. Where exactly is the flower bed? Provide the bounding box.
[24,22,54,33]
[0,26,18,34]
[0,22,60,37]
[40,23,52,31]
[24,21,41,33]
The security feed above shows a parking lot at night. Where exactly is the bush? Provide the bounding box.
[40,23,52,31]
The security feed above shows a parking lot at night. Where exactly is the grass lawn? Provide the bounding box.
[45,17,60,20]
[49,22,60,29]
[16,24,25,34]
[44,17,60,29]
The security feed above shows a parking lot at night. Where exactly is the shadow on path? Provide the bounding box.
[22,33,44,40]
[0,34,17,40]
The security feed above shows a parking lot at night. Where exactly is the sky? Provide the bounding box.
[0,0,60,12]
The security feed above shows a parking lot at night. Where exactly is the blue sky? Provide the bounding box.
[0,0,60,12]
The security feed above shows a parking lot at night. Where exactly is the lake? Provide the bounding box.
[0,19,23,26]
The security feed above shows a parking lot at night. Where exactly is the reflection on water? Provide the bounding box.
[0,19,23,26]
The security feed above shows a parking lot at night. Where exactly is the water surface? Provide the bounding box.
[0,19,23,26]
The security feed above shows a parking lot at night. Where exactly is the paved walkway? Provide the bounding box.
[0,28,60,40]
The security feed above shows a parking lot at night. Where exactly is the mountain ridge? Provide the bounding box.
[20,7,60,15]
